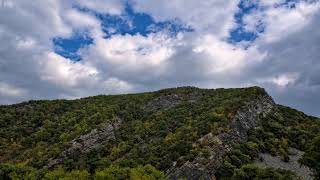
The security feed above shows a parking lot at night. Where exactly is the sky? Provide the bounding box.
[0,0,320,116]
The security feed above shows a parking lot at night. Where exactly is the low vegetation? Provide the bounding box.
[0,87,319,179]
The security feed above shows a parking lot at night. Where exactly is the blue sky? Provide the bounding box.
[1,0,320,116]
[53,2,192,61]
[52,0,309,61]
[229,0,262,43]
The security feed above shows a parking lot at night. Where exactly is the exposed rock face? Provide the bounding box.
[254,148,313,180]
[47,117,122,169]
[143,92,202,112]
[64,119,121,157]
[229,93,274,138]
[167,93,275,180]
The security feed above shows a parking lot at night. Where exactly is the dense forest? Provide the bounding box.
[0,86,319,179]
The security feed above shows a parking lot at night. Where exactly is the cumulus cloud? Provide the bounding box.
[244,1,320,42]
[131,0,239,37]
[0,0,319,116]
[0,82,26,97]
[93,33,174,66]
[41,52,99,88]
[0,0,131,103]
[64,9,100,29]
[240,1,320,115]
[74,0,125,15]
[258,73,299,87]
[191,35,264,73]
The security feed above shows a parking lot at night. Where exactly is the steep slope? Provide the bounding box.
[215,105,320,180]
[0,86,319,179]
[167,92,274,179]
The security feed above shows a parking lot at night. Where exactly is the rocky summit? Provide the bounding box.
[0,86,319,179]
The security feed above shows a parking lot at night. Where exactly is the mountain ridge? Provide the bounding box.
[0,86,319,179]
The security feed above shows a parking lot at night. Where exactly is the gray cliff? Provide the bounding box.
[167,93,275,180]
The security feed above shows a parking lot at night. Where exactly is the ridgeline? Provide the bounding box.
[0,86,319,179]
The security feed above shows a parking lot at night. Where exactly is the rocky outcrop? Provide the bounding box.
[254,148,313,180]
[229,92,274,138]
[143,92,202,112]
[47,117,122,169]
[167,93,275,180]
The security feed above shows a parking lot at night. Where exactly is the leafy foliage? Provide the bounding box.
[0,86,319,179]
[94,165,165,180]
[216,105,320,179]
[300,135,320,178]
[231,164,295,180]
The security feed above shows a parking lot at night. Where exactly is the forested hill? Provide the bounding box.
[0,86,319,180]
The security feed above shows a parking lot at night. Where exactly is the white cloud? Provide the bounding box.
[16,37,36,49]
[0,82,26,97]
[1,0,320,116]
[93,33,174,66]
[132,0,239,37]
[260,73,299,87]
[240,1,320,115]
[41,52,99,88]
[264,2,320,42]
[271,74,298,87]
[64,9,100,29]
[103,78,133,94]
[244,1,320,42]
[259,0,286,6]
[192,34,264,74]
[1,0,71,42]
[74,0,125,15]
[0,0,131,102]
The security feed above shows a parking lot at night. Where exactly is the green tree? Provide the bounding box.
[300,135,320,178]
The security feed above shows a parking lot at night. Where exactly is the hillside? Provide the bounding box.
[0,86,319,179]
